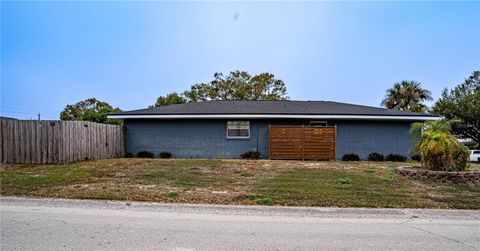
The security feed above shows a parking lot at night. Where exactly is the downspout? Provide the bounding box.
[256,121,259,151]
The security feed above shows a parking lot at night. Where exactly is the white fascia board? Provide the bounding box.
[107,114,441,121]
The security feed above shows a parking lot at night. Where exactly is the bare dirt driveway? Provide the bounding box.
[1,197,479,251]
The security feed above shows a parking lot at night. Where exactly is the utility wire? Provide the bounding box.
[0,110,58,120]
[0,109,37,116]
[0,107,58,117]
[0,107,41,112]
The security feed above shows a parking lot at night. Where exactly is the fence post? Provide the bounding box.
[301,125,305,161]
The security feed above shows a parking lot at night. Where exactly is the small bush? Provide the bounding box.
[240,150,261,160]
[341,153,360,161]
[165,191,178,197]
[125,152,134,158]
[338,177,352,184]
[137,151,154,158]
[159,151,172,158]
[365,168,377,174]
[257,198,273,205]
[410,154,421,162]
[385,153,406,162]
[452,146,469,171]
[368,152,384,161]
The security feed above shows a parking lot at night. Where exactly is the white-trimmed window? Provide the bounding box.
[227,121,250,139]
[310,121,327,126]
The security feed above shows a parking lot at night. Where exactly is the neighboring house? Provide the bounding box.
[108,100,439,160]
[458,138,479,149]
[0,116,18,120]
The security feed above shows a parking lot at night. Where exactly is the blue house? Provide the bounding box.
[108,100,439,160]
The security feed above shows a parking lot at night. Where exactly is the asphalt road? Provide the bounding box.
[1,197,479,251]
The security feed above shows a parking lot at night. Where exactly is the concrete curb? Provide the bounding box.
[2,196,479,220]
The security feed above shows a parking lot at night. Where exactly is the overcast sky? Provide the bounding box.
[1,1,479,119]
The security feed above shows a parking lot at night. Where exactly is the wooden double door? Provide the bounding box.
[268,125,336,160]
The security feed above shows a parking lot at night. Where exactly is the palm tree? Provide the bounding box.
[381,81,432,112]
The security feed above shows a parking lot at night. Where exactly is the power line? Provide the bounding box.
[0,109,38,115]
[0,110,58,120]
[0,107,40,113]
[0,108,58,117]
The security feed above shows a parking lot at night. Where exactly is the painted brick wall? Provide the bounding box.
[124,119,415,159]
[124,119,267,158]
[334,121,415,159]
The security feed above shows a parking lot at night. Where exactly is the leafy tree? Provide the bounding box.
[182,71,289,102]
[60,98,122,125]
[381,81,432,112]
[410,120,469,171]
[153,92,187,107]
[431,70,480,145]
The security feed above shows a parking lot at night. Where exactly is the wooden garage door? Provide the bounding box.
[269,125,336,160]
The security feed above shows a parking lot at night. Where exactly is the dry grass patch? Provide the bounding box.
[1,159,479,209]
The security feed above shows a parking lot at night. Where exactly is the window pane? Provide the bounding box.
[239,121,249,127]
[227,121,249,129]
[238,129,249,136]
[227,129,239,137]
[227,121,250,138]
[310,121,327,126]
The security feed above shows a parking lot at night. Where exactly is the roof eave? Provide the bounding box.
[107,114,441,121]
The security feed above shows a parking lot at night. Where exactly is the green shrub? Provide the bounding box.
[410,154,421,162]
[165,191,178,197]
[341,153,360,161]
[159,151,172,158]
[244,193,261,200]
[368,152,384,161]
[240,150,261,160]
[386,154,406,162]
[338,177,352,184]
[365,168,377,174]
[137,151,154,158]
[452,146,469,171]
[410,120,470,171]
[257,198,273,205]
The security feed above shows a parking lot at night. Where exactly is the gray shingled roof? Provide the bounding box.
[110,100,438,117]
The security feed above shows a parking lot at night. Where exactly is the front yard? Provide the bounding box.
[1,159,479,209]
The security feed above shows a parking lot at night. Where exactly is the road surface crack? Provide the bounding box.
[409,225,477,250]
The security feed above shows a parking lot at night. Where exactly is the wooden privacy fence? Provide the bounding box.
[0,119,124,164]
[269,125,336,160]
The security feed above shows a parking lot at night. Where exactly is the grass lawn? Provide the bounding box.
[1,159,479,209]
